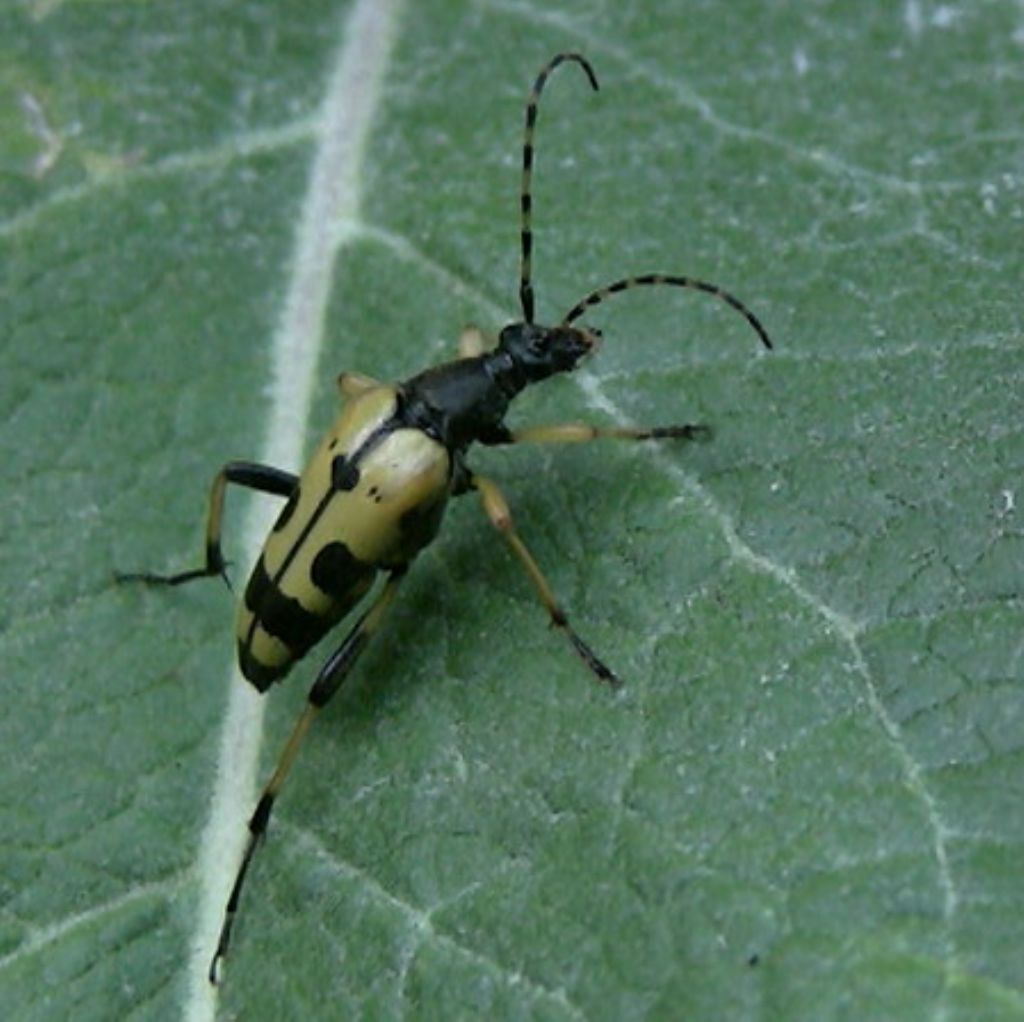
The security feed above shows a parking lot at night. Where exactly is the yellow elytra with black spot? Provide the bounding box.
[236,385,451,690]
[116,51,773,984]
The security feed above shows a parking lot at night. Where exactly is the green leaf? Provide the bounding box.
[2,1,1022,1020]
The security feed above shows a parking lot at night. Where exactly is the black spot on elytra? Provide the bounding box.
[243,555,273,612]
[237,638,288,692]
[244,555,327,653]
[263,592,326,654]
[272,486,300,532]
[310,541,363,599]
[332,454,361,491]
[368,485,382,504]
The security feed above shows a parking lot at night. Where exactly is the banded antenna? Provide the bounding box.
[519,52,599,325]
[562,273,774,350]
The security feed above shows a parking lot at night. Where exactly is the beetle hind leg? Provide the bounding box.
[209,569,406,983]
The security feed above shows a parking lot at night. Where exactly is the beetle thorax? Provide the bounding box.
[401,355,515,451]
[400,323,597,451]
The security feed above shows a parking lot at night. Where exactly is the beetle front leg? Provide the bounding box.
[469,473,619,688]
[116,461,297,589]
[481,421,710,446]
[209,568,405,984]
[457,326,492,358]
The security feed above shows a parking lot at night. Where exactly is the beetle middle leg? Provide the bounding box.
[458,326,491,358]
[117,461,297,588]
[468,473,619,688]
[210,567,406,984]
[336,371,382,398]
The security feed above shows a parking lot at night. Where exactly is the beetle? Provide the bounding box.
[119,52,773,982]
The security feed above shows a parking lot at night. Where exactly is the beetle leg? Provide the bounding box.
[209,568,405,984]
[337,371,381,398]
[116,462,297,589]
[457,326,492,358]
[469,473,619,688]
[482,422,710,445]
[336,371,382,398]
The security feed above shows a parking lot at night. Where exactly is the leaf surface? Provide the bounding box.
[1,2,1022,1020]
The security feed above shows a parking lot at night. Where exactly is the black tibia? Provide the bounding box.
[208,791,274,984]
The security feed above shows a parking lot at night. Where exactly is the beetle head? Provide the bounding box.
[498,322,600,382]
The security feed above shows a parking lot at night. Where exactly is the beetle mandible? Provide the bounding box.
[119,52,773,982]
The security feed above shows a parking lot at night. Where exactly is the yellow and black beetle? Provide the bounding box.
[120,52,773,982]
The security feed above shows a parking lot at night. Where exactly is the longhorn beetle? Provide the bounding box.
[119,52,773,983]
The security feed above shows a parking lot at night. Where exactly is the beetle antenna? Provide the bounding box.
[562,273,774,350]
[519,52,599,325]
